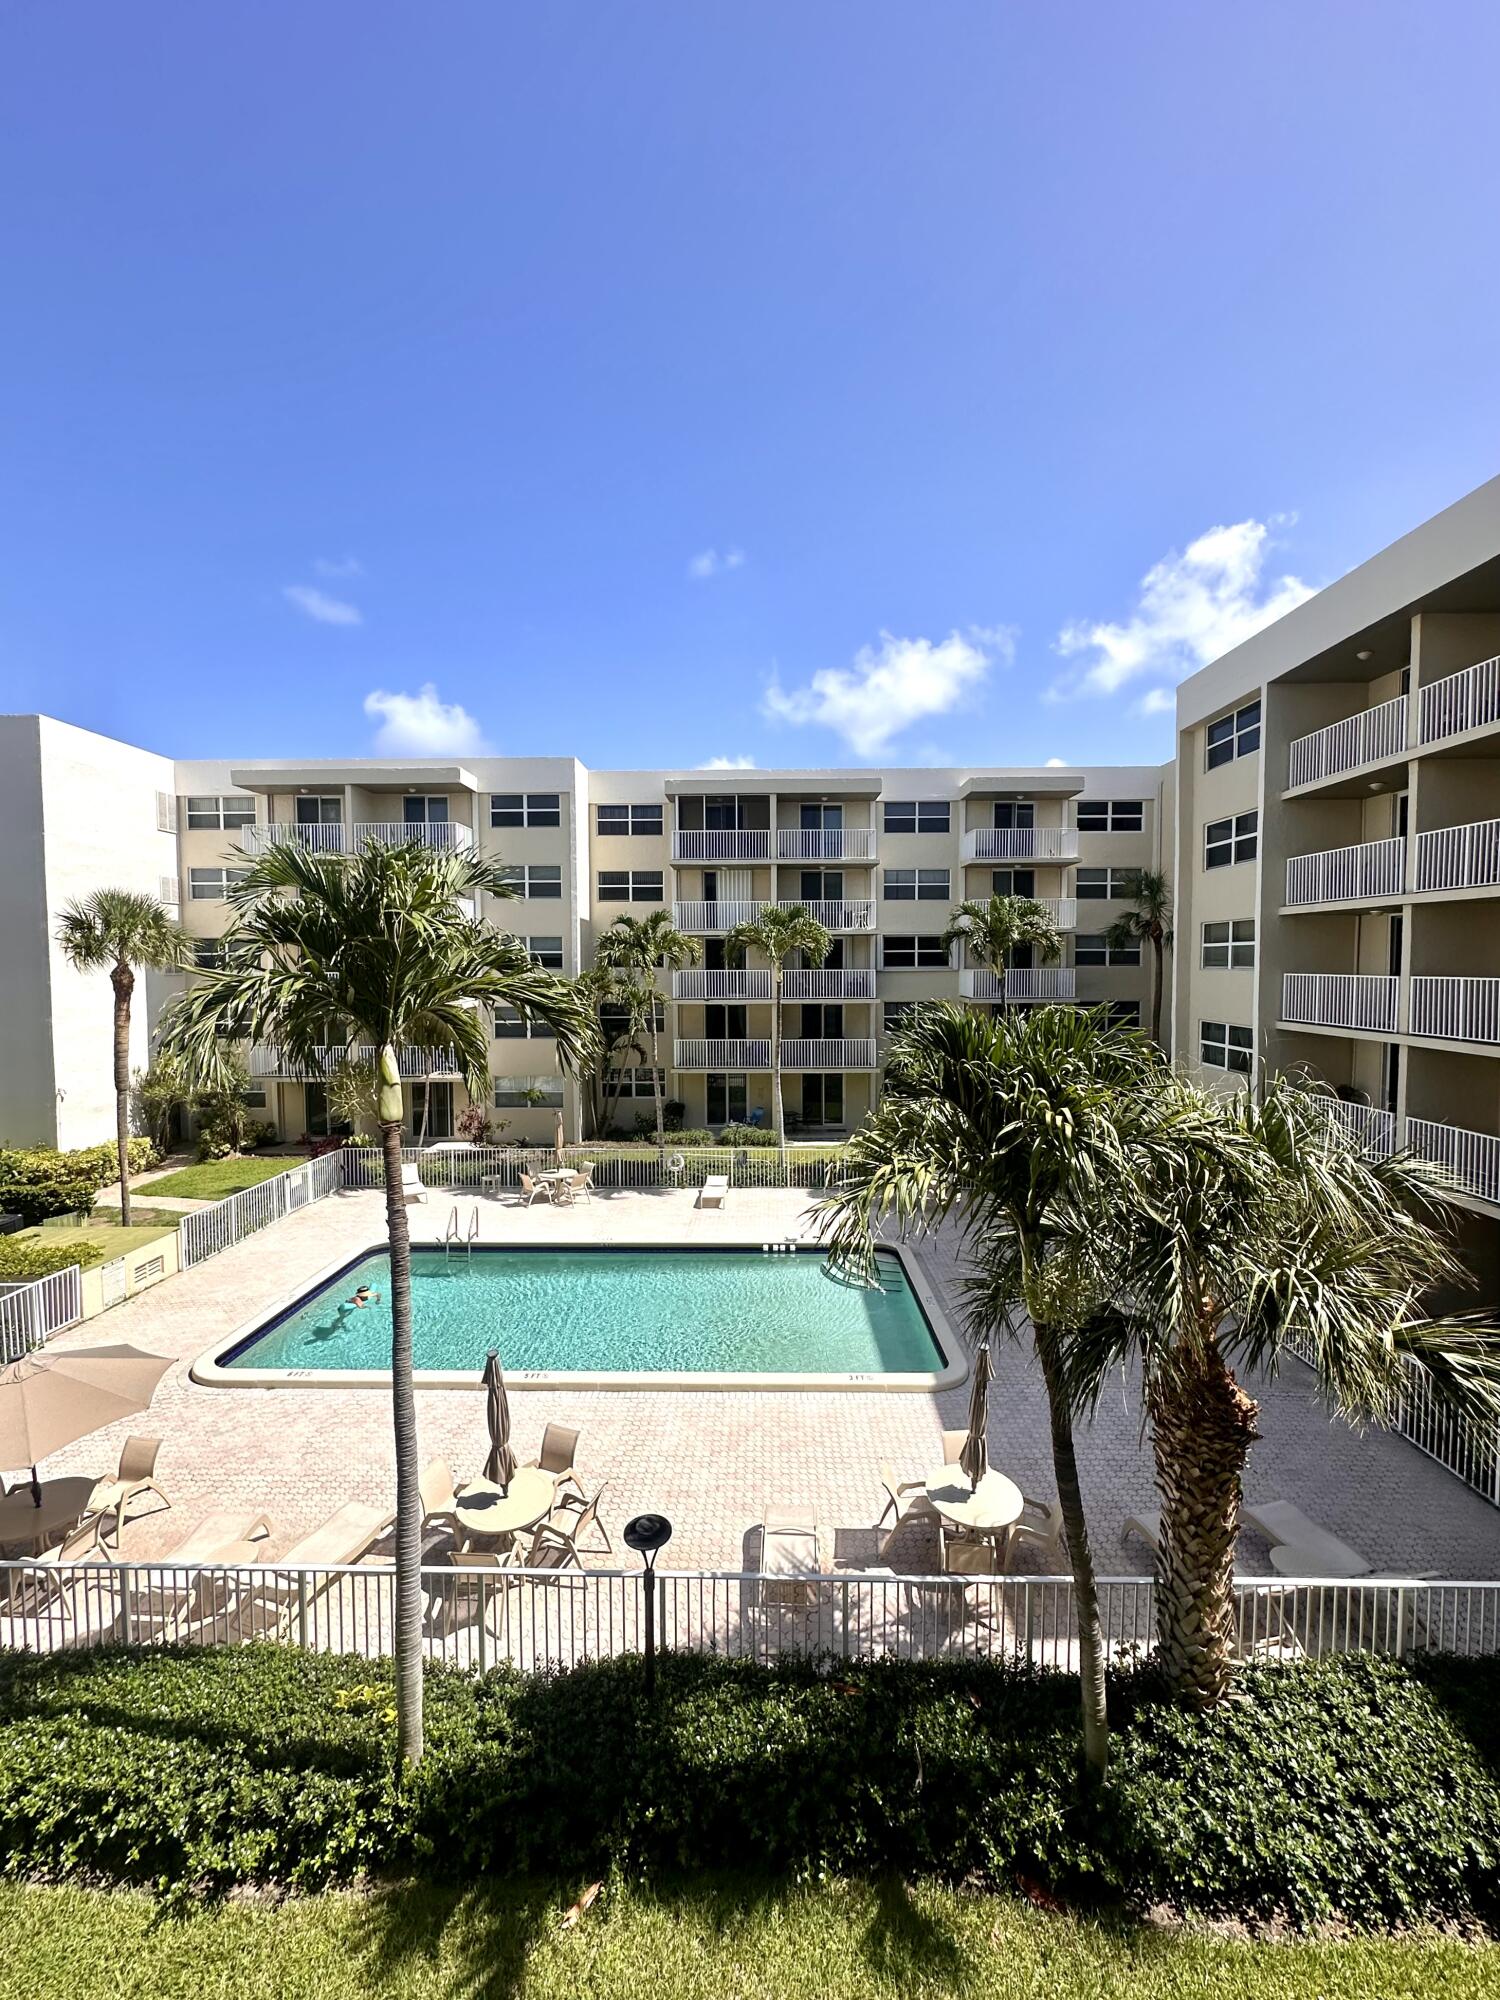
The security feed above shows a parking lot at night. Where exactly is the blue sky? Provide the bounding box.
[5,4,1500,771]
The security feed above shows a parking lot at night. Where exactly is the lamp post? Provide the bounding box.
[623,1512,673,1699]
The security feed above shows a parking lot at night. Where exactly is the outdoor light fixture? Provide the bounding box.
[624,1513,673,1698]
[1356,649,1374,661]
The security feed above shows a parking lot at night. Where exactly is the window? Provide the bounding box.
[883,868,950,901]
[495,864,562,899]
[188,867,252,901]
[1205,700,1261,770]
[190,937,225,970]
[186,795,256,830]
[242,1086,267,1109]
[609,1068,665,1099]
[990,869,1035,898]
[1106,1001,1140,1028]
[491,792,562,828]
[1074,933,1141,967]
[883,799,950,834]
[1200,1021,1253,1074]
[597,870,663,903]
[597,803,662,836]
[882,934,949,969]
[155,792,177,832]
[494,1006,556,1040]
[525,935,564,970]
[1204,812,1257,869]
[403,795,450,824]
[706,1073,748,1125]
[1200,920,1256,969]
[493,1075,565,1108]
[1076,799,1144,832]
[295,795,342,825]
[601,1000,665,1037]
[883,1001,919,1033]
[1076,867,1135,900]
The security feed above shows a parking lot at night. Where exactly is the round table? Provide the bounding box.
[452,1466,555,1545]
[0,1475,99,1555]
[924,1464,1024,1535]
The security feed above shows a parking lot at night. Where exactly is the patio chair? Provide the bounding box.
[517,1173,554,1207]
[699,1174,729,1209]
[1123,1510,1162,1557]
[419,1458,462,1535]
[519,1484,609,1572]
[941,1429,970,1466]
[87,1435,170,1539]
[567,1166,595,1203]
[400,1162,430,1204]
[942,1531,1000,1577]
[1004,1495,1066,1572]
[524,1422,586,1502]
[874,1464,938,1559]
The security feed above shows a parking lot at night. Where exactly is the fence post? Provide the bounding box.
[296,1571,309,1649]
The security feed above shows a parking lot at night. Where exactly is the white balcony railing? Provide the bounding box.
[671,970,773,1000]
[240,821,474,856]
[1409,976,1500,1046]
[247,1044,460,1080]
[775,828,878,861]
[1406,1118,1500,1206]
[1415,819,1500,894]
[672,900,768,933]
[1004,967,1077,1002]
[671,1039,771,1070]
[1420,655,1500,745]
[961,827,1080,862]
[959,968,1005,1001]
[1038,897,1078,930]
[782,968,878,999]
[779,1038,879,1070]
[778,898,877,931]
[1287,694,1408,789]
[1284,838,1406,906]
[1321,1099,1398,1156]
[1281,973,1399,1034]
[670,829,771,861]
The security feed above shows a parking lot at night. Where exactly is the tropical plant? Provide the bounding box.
[133,1049,192,1155]
[593,911,701,1146]
[157,839,596,1767]
[192,1050,267,1159]
[1052,1074,1500,1708]
[54,889,191,1225]
[940,895,1062,1003]
[722,904,832,1152]
[1105,869,1174,1046]
[817,1002,1165,1777]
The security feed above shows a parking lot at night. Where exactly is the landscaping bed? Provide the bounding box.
[141,1155,301,1199]
[0,1646,1496,1932]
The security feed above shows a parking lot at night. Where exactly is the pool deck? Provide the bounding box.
[25,1183,1500,1578]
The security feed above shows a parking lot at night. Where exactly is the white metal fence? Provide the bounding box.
[1415,818,1500,894]
[339,1143,846,1193]
[1409,975,1500,1045]
[961,827,1080,861]
[1321,1099,1397,1155]
[0,1265,83,1364]
[1287,693,1408,787]
[672,1039,772,1070]
[1406,1116,1500,1207]
[1420,654,1500,745]
[177,1150,345,1269]
[1281,972,1400,1033]
[1285,837,1405,906]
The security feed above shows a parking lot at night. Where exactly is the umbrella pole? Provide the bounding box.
[30,1464,41,1506]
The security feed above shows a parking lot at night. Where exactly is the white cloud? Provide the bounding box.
[687,546,746,580]
[314,555,363,579]
[283,583,362,627]
[363,683,490,756]
[697,754,757,770]
[1053,519,1314,700]
[1136,687,1176,717]
[764,627,1009,760]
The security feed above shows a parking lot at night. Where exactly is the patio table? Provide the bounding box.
[923,1464,1024,1537]
[452,1467,554,1546]
[0,1475,99,1555]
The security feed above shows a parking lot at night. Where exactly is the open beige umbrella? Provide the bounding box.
[482,1346,515,1490]
[0,1344,173,1503]
[959,1343,991,1488]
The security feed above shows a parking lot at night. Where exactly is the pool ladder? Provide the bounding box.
[444,1205,479,1261]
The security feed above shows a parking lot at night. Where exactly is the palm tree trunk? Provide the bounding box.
[111,962,134,1227]
[771,966,785,1159]
[1150,1329,1260,1707]
[1034,1322,1109,1778]
[1149,934,1164,1048]
[648,1018,665,1147]
[381,1117,424,1767]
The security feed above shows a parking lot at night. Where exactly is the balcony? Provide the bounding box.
[1320,1099,1398,1156]
[672,899,768,933]
[1409,976,1500,1046]
[779,1038,879,1070]
[670,829,771,861]
[1415,819,1500,894]
[1284,838,1406,907]
[248,1044,459,1080]
[775,828,877,861]
[778,897,876,931]
[1281,973,1399,1034]
[961,827,1079,862]
[1419,655,1500,746]
[240,821,474,856]
[672,1039,771,1070]
[959,967,1078,1003]
[1286,694,1407,789]
[1406,1118,1500,1206]
[672,969,773,1000]
[782,968,877,999]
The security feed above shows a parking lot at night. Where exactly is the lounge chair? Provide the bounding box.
[400,1162,429,1204]
[1240,1500,1372,1577]
[87,1435,170,1539]
[517,1173,553,1207]
[524,1423,586,1502]
[760,1507,823,1607]
[874,1464,937,1558]
[699,1174,729,1209]
[244,1501,396,1639]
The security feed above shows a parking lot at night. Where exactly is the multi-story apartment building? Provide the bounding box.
[0,725,1167,1150]
[1173,472,1500,1302]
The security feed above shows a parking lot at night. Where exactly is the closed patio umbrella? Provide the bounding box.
[959,1343,991,1488]
[554,1107,566,1166]
[482,1346,515,1490]
[0,1343,173,1503]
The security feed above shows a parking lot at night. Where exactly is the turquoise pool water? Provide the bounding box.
[220,1246,946,1377]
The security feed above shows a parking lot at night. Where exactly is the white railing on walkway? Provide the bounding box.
[959,968,1005,1000]
[2,1562,1495,1666]
[340,1143,844,1192]
[1415,818,1500,893]
[247,1044,460,1080]
[1285,838,1406,906]
[962,827,1080,862]
[240,821,474,856]
[1281,972,1399,1033]
[1406,1118,1500,1208]
[1409,975,1500,1045]
[778,898,877,931]
[671,1039,772,1070]
[177,1151,345,1269]
[670,829,772,861]
[1005,967,1078,1002]
[1420,655,1500,745]
[0,1266,83,1364]
[775,828,878,861]
[779,1039,879,1069]
[1321,1099,1398,1155]
[1287,693,1408,788]
[672,900,768,933]
[783,968,878,999]
[671,969,774,999]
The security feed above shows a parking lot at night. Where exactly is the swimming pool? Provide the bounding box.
[196,1244,963,1392]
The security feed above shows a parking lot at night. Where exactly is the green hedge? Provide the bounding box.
[0,1141,158,1227]
[0,1647,1496,1927]
[0,1239,107,1278]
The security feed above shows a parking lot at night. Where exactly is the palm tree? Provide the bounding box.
[817,1002,1165,1778]
[940,895,1062,1006]
[1054,1074,1500,1708]
[722,904,832,1152]
[158,840,595,1767]
[55,889,191,1225]
[593,911,701,1145]
[1105,870,1174,1046]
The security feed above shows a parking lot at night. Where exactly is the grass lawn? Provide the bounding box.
[20,1214,181,1259]
[141,1155,297,1199]
[0,1876,1494,2000]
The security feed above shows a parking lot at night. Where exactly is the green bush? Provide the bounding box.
[0,1647,1495,1927]
[0,1140,154,1227]
[0,1238,108,1278]
[716,1122,779,1147]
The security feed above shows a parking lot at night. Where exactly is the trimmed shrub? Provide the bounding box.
[0,1238,108,1278]
[716,1122,779,1147]
[0,1140,155,1227]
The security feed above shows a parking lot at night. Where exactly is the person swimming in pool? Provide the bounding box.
[346,1283,380,1308]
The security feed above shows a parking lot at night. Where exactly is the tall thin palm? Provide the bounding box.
[54,889,191,1225]
[1105,870,1174,1046]
[157,840,595,1767]
[941,895,1062,1005]
[723,903,831,1151]
[817,1002,1165,1778]
[594,911,701,1145]
[1054,1074,1500,1707]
